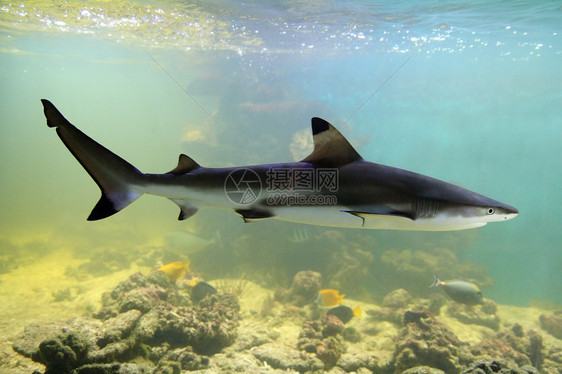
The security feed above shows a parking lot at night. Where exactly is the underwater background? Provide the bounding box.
[0,1,561,373]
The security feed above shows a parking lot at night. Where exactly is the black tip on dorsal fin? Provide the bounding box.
[311,117,330,135]
[167,154,200,175]
[301,117,362,167]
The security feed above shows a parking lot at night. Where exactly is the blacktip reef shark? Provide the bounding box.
[41,99,518,231]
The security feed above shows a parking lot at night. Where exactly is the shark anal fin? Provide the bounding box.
[171,200,199,221]
[167,154,200,175]
[235,209,274,223]
[301,117,362,167]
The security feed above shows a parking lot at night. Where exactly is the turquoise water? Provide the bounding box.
[0,1,560,306]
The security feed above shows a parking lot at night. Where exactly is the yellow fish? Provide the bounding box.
[157,260,190,281]
[316,289,345,306]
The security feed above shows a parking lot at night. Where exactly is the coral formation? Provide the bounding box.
[446,298,501,330]
[274,270,322,307]
[539,311,562,339]
[461,359,539,374]
[297,315,346,368]
[8,266,561,374]
[375,247,493,299]
[391,308,474,373]
[11,271,239,373]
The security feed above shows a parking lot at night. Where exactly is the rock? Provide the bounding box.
[99,310,142,348]
[12,271,240,373]
[157,347,209,371]
[289,270,322,306]
[337,352,381,372]
[135,294,239,355]
[316,336,344,368]
[119,286,167,314]
[383,289,412,308]
[75,362,151,374]
[447,299,500,330]
[32,331,91,374]
[251,342,323,372]
[401,366,445,374]
[12,318,102,360]
[392,308,473,373]
[297,316,346,368]
[539,312,562,339]
[342,326,361,343]
[461,359,539,374]
[367,306,404,325]
[471,338,531,368]
[12,321,71,358]
[322,314,345,337]
[512,323,525,338]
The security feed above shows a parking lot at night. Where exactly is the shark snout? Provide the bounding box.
[499,204,519,220]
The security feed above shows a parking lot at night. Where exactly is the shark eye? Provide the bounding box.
[487,208,495,215]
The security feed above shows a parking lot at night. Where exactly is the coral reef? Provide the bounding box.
[461,359,538,374]
[8,266,561,374]
[446,298,501,330]
[374,247,493,299]
[297,315,345,368]
[471,322,562,373]
[383,288,412,308]
[12,271,239,373]
[274,270,322,307]
[539,311,562,339]
[391,308,474,373]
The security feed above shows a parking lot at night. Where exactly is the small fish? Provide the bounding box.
[430,275,483,305]
[327,305,362,324]
[157,260,190,281]
[315,289,345,306]
[191,281,218,303]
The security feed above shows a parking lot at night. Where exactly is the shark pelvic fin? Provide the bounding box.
[342,210,415,227]
[167,154,200,175]
[235,209,274,222]
[301,117,362,167]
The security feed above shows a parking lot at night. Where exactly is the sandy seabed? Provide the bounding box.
[0,248,560,374]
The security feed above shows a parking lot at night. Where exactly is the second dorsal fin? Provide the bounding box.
[167,154,200,175]
[300,117,362,167]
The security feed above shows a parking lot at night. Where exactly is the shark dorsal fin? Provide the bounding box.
[167,154,200,175]
[300,117,362,167]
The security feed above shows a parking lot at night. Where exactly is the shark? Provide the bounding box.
[41,99,518,231]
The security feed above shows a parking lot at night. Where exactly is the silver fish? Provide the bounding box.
[430,275,483,305]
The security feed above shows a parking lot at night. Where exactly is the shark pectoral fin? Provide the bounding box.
[342,210,415,227]
[171,200,199,221]
[300,117,363,167]
[167,154,200,175]
[235,209,274,223]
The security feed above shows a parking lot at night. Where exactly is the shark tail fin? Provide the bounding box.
[41,99,144,220]
[429,274,441,288]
